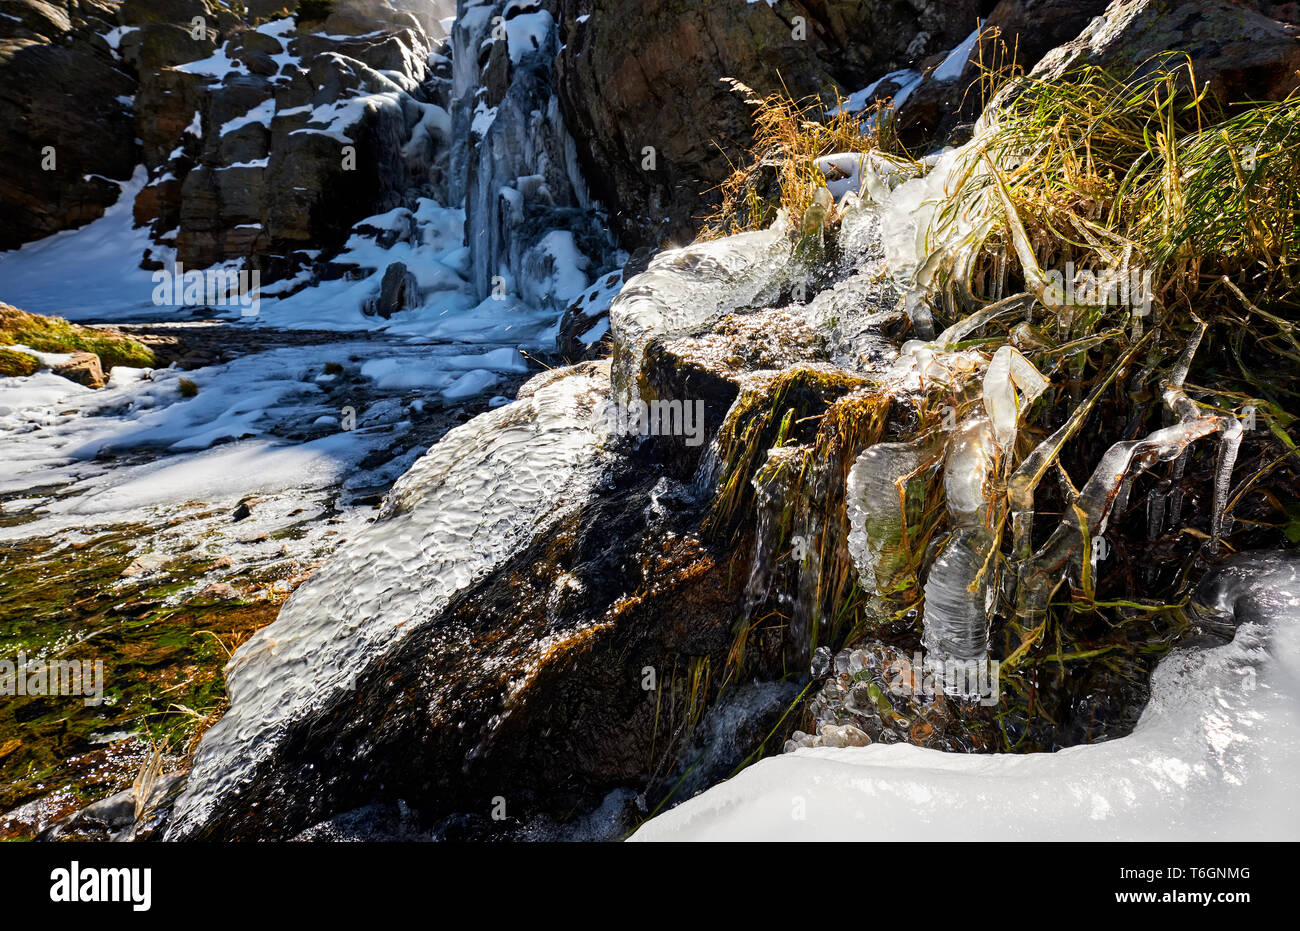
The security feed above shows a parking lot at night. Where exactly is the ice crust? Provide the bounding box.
[168,364,616,836]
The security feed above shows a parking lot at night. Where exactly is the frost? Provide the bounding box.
[609,217,792,405]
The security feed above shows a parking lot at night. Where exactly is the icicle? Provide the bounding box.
[845,441,928,601]
[1209,417,1244,553]
[922,528,997,695]
[982,345,1048,448]
[922,417,999,697]
[1017,416,1223,622]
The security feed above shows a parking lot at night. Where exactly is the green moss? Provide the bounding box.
[0,528,283,828]
[704,366,869,540]
[0,348,39,377]
[0,305,155,371]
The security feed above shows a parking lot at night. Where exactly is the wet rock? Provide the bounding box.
[556,270,622,361]
[797,641,996,753]
[0,791,81,842]
[52,352,106,388]
[36,772,187,842]
[199,582,241,601]
[367,261,421,318]
[166,363,775,840]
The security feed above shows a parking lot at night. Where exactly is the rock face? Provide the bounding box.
[555,0,985,247]
[1030,0,1300,104]
[891,0,1112,148]
[132,4,449,276]
[368,260,420,317]
[166,362,766,839]
[0,0,139,249]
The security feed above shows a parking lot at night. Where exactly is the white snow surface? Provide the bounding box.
[933,26,982,83]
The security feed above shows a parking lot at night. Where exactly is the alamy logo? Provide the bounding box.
[0,652,103,706]
[883,651,1001,706]
[1044,261,1154,316]
[151,262,260,316]
[49,862,151,911]
[595,398,706,447]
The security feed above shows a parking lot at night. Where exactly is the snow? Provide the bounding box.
[633,556,1300,841]
[0,166,163,320]
[527,229,591,307]
[933,26,982,83]
[177,47,243,80]
[837,69,924,115]
[443,367,499,399]
[504,10,554,64]
[0,371,89,421]
[57,433,363,519]
[293,91,404,144]
[102,25,138,52]
[2,344,74,367]
[220,98,276,136]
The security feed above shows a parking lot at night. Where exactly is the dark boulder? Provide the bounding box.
[0,2,138,249]
[555,0,985,248]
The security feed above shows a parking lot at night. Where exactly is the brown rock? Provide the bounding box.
[894,0,1112,149]
[0,2,138,249]
[52,352,106,388]
[1030,0,1300,105]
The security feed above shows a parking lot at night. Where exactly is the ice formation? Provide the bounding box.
[632,553,1300,841]
[609,218,793,406]
[167,365,616,836]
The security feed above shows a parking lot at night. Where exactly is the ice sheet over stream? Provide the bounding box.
[166,363,616,836]
[633,554,1300,841]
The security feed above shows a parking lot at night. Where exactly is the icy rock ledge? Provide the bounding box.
[632,553,1300,841]
[609,217,792,407]
[167,362,616,838]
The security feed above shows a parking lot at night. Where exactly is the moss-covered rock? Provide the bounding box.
[0,347,39,377]
[0,304,155,371]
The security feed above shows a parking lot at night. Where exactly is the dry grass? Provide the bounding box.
[931,58,1300,328]
[699,89,890,240]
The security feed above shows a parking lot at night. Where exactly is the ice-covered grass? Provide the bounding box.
[634,556,1300,841]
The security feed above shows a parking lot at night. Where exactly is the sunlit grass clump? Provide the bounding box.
[0,304,156,370]
[700,87,896,240]
[929,58,1300,328]
[694,58,1300,751]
